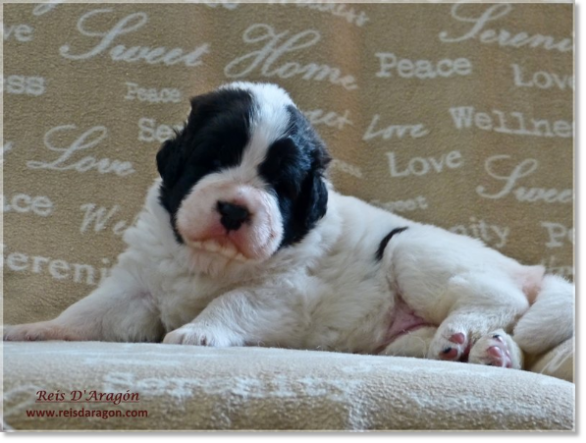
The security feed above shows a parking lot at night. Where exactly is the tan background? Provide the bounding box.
[2,1,573,325]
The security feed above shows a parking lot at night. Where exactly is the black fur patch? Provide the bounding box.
[156,88,255,242]
[258,105,331,247]
[375,227,409,261]
[156,89,331,249]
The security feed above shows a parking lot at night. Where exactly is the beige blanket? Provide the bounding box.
[1,1,574,431]
[2,1,573,325]
[2,342,575,431]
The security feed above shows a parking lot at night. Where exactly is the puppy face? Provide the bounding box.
[156,82,330,274]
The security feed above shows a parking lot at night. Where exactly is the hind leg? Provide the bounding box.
[426,272,528,364]
[468,329,524,369]
[380,326,437,358]
[380,326,523,370]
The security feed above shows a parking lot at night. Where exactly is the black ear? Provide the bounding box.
[156,95,206,185]
[184,90,246,136]
[156,140,182,187]
[296,170,329,231]
[185,95,207,133]
[294,146,331,232]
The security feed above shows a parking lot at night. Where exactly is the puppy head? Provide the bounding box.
[156,82,330,275]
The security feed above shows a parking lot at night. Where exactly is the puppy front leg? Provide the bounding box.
[163,288,303,348]
[4,267,163,343]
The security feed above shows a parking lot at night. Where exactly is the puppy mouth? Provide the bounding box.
[187,238,250,262]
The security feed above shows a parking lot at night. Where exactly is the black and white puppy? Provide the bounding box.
[4,82,574,369]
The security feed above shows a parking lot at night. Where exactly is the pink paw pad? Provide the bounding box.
[440,347,459,360]
[485,334,512,368]
[449,332,466,345]
[439,332,469,361]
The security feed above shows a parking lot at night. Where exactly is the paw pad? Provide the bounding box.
[435,332,470,362]
[468,331,518,368]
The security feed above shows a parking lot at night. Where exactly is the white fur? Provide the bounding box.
[177,83,294,271]
[222,82,293,181]
[4,83,574,372]
[513,275,574,355]
[4,182,572,364]
[176,174,283,267]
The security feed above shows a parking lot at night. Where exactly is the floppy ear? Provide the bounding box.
[283,104,332,234]
[184,92,223,137]
[296,170,329,230]
[294,146,331,231]
[156,94,208,186]
[186,95,206,131]
[156,140,183,187]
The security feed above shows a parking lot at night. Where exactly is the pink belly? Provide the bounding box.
[375,297,432,354]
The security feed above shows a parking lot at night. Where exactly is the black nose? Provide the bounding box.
[217,201,251,231]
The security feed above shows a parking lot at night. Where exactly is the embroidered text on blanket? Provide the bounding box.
[2,23,33,42]
[302,109,353,131]
[375,53,472,79]
[330,159,363,179]
[1,244,112,286]
[477,155,573,204]
[439,3,572,53]
[27,125,135,177]
[125,82,182,104]
[79,203,139,237]
[540,222,574,249]
[386,150,463,178]
[370,196,429,213]
[449,217,510,249]
[32,1,64,16]
[1,193,54,217]
[2,142,14,162]
[1,75,45,96]
[512,64,573,91]
[293,1,369,27]
[59,9,210,67]
[224,24,358,91]
[138,118,184,143]
[540,255,573,279]
[363,115,429,141]
[202,0,239,10]
[449,106,573,138]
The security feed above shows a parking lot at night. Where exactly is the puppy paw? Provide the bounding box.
[3,322,73,341]
[428,328,472,362]
[468,330,523,369]
[162,323,243,347]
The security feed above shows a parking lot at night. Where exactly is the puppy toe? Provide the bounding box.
[162,323,242,347]
[429,329,471,362]
[468,330,523,369]
[4,323,48,341]
[3,322,81,342]
[6,324,30,341]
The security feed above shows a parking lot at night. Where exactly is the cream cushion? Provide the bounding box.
[2,342,574,431]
